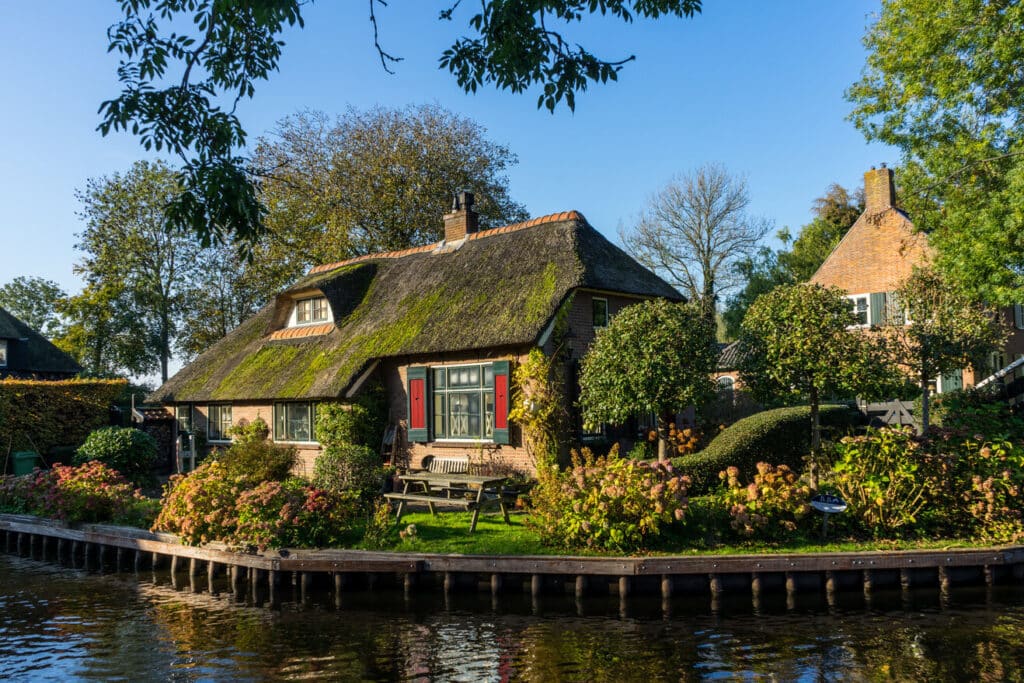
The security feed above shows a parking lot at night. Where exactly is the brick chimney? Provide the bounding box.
[864,164,895,213]
[443,191,478,242]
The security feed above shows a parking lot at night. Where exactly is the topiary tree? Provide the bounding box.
[738,284,900,487]
[579,298,717,462]
[74,426,158,487]
[889,267,1007,431]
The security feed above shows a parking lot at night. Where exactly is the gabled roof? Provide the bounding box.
[150,212,682,403]
[0,306,82,377]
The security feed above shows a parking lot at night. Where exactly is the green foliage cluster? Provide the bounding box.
[213,433,297,485]
[714,463,812,540]
[315,383,386,449]
[312,443,384,503]
[931,389,1024,442]
[234,478,359,550]
[0,379,126,457]
[579,298,716,459]
[528,447,688,552]
[0,276,67,339]
[0,461,158,528]
[673,405,856,494]
[509,347,569,465]
[74,427,158,487]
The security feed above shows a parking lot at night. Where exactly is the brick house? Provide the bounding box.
[0,306,81,380]
[149,195,682,475]
[809,165,1024,392]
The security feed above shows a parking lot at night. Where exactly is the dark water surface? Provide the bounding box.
[1,553,1023,681]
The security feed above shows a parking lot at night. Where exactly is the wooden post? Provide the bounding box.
[29,534,36,558]
[575,575,587,599]
[403,573,415,595]
[300,572,312,603]
[335,573,345,610]
[531,574,542,598]
[825,571,837,608]
[231,565,243,599]
[984,565,994,587]
[57,539,64,561]
[618,576,631,599]
[71,541,79,566]
[444,572,454,595]
[97,545,107,571]
[900,568,912,591]
[170,555,179,576]
[490,573,503,597]
[751,572,763,597]
[151,552,161,570]
[116,548,124,571]
[709,573,723,595]
[661,575,673,600]
[785,572,797,610]
[209,562,219,595]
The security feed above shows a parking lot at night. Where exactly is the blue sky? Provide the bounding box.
[0,1,891,296]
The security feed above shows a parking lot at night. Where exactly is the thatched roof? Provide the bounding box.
[150,212,681,403]
[717,341,743,371]
[0,306,82,378]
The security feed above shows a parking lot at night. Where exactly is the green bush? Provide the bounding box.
[714,463,812,540]
[74,426,158,486]
[234,478,359,550]
[315,383,387,449]
[312,443,384,501]
[214,434,296,484]
[152,460,245,545]
[673,405,857,493]
[929,388,1024,442]
[826,427,940,533]
[528,447,689,552]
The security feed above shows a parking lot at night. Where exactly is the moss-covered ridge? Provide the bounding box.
[150,216,682,402]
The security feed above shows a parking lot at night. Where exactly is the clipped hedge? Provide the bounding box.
[673,405,858,493]
[0,379,126,460]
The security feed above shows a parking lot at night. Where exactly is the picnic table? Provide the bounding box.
[384,472,512,532]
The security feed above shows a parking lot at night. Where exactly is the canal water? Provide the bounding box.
[1,553,1023,681]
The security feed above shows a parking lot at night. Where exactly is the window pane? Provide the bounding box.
[288,403,310,441]
[433,392,445,439]
[448,391,480,437]
[176,405,192,433]
[483,364,494,388]
[0,339,6,366]
[433,368,446,388]
[275,404,287,440]
[483,391,494,439]
[296,299,311,323]
[593,298,609,328]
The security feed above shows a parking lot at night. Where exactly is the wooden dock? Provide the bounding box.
[2,513,1022,608]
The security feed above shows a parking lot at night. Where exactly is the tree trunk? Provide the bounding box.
[160,307,170,383]
[808,387,820,492]
[920,372,930,433]
[657,411,673,463]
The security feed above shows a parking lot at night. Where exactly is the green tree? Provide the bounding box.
[254,105,529,265]
[75,161,201,381]
[620,164,770,326]
[848,0,1024,304]
[55,283,150,377]
[721,247,792,341]
[578,298,716,462]
[738,284,899,486]
[0,276,67,338]
[888,267,1007,431]
[99,0,703,250]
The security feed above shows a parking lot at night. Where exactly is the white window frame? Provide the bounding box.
[0,339,6,368]
[431,361,496,443]
[273,402,319,444]
[288,295,333,327]
[207,404,233,443]
[175,404,193,433]
[845,294,870,328]
[592,297,609,329]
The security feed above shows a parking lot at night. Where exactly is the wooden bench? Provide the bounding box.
[423,455,470,474]
[383,492,476,518]
[385,471,511,532]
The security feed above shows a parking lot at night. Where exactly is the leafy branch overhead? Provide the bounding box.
[99,1,702,249]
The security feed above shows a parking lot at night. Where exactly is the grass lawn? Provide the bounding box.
[356,510,996,556]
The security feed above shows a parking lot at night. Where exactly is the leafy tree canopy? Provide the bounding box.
[100,0,703,250]
[578,298,716,460]
[0,276,67,339]
[847,0,1024,304]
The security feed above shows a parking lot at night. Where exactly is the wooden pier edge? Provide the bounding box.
[2,513,1023,601]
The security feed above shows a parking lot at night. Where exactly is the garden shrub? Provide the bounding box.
[529,447,688,552]
[936,434,1024,543]
[673,405,857,494]
[0,378,126,458]
[315,383,387,449]
[73,426,158,486]
[714,463,812,540]
[929,388,1024,442]
[152,460,245,545]
[0,461,154,527]
[214,432,296,484]
[360,498,394,550]
[826,427,941,533]
[234,478,359,550]
[312,443,384,502]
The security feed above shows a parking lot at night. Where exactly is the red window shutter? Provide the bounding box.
[492,360,510,444]
[407,366,429,442]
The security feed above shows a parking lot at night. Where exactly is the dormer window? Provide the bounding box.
[287,295,332,328]
[0,339,6,367]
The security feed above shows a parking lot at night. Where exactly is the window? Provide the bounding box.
[295,296,329,325]
[592,297,609,329]
[175,405,192,433]
[847,295,869,326]
[0,339,6,367]
[408,361,510,444]
[717,376,736,405]
[1014,304,1024,330]
[274,402,317,442]
[207,404,232,442]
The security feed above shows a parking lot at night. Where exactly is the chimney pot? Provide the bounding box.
[864,166,895,213]
[444,191,479,242]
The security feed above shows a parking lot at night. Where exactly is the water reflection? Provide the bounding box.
[1,553,1023,681]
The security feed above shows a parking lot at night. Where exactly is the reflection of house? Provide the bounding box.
[0,306,80,380]
[149,195,681,474]
[809,165,1024,393]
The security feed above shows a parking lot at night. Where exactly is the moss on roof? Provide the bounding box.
[150,215,681,403]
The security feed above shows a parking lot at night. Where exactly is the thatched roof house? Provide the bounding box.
[152,197,681,474]
[0,306,81,380]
